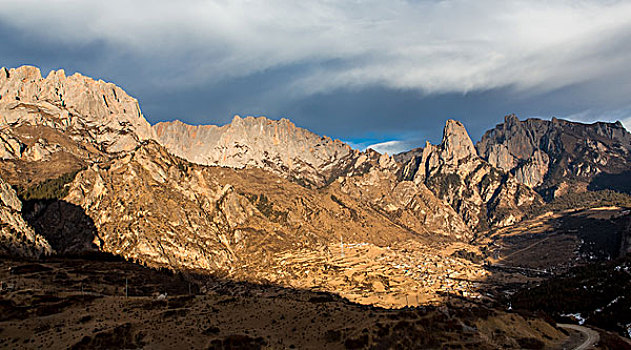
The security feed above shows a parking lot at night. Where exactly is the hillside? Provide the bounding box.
[400,120,542,231]
[1,65,631,347]
[476,114,631,199]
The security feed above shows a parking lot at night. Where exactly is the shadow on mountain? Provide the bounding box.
[507,255,631,338]
[21,199,100,254]
[588,170,631,194]
[6,198,631,346]
[504,210,628,264]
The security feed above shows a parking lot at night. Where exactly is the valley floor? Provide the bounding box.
[0,257,569,349]
[1,208,629,349]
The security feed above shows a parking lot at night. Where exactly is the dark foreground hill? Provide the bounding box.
[0,256,570,349]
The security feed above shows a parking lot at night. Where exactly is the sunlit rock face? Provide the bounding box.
[400,119,542,231]
[477,114,631,198]
[154,117,473,240]
[59,141,465,271]
[154,116,362,188]
[0,65,156,152]
[336,148,472,241]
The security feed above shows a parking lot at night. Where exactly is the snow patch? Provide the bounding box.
[561,313,586,325]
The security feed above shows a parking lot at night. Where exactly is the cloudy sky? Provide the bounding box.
[1,0,631,153]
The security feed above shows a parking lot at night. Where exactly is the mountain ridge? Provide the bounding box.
[2,65,628,237]
[154,115,361,189]
[1,64,630,305]
[477,114,631,199]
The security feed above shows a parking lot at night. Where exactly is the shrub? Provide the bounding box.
[245,193,288,223]
[16,169,82,201]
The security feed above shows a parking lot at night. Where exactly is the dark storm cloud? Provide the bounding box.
[1,1,631,154]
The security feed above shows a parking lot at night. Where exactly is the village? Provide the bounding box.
[251,240,494,308]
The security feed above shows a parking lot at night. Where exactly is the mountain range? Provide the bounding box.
[1,65,631,347]
[2,64,630,259]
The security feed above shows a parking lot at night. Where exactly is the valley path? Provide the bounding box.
[557,323,600,350]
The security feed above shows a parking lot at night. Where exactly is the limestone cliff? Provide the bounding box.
[401,120,542,231]
[154,117,361,188]
[477,114,631,198]
[338,149,471,240]
[0,65,156,153]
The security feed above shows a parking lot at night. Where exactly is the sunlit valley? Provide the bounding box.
[0,66,629,349]
[2,1,631,349]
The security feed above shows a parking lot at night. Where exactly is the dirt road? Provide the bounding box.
[557,323,600,350]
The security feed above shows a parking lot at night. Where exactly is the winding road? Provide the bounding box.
[557,323,600,350]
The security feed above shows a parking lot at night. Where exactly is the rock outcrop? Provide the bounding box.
[154,116,362,188]
[0,123,108,191]
[400,120,542,231]
[0,129,24,160]
[0,65,156,153]
[477,114,631,198]
[47,141,431,271]
[0,128,64,162]
[336,149,471,240]
[0,176,53,257]
[154,117,471,240]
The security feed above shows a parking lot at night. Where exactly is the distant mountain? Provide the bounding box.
[399,120,542,231]
[154,117,362,188]
[477,114,631,199]
[0,65,469,266]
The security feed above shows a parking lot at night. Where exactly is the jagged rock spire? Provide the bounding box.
[441,119,477,163]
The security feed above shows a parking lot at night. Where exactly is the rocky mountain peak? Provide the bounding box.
[399,119,542,230]
[0,65,155,152]
[153,116,360,188]
[231,114,243,124]
[440,119,477,164]
[4,65,42,81]
[504,113,520,125]
[477,115,631,197]
[46,68,66,80]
